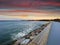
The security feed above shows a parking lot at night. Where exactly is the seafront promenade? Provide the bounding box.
[13,22,52,45]
[28,22,52,45]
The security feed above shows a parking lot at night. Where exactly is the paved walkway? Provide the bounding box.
[28,23,52,45]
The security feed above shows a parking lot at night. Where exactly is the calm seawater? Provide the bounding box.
[47,22,60,45]
[0,21,47,45]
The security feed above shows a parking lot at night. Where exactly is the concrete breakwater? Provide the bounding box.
[13,22,50,45]
[28,22,52,45]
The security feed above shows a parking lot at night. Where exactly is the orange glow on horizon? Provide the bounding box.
[0,10,60,20]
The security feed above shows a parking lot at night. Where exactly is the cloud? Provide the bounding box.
[0,12,60,20]
[0,0,60,9]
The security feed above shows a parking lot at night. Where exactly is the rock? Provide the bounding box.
[21,39,30,45]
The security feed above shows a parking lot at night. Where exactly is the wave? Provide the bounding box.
[11,32,26,40]
[11,21,41,40]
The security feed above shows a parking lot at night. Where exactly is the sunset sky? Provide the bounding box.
[0,10,60,20]
[0,0,60,20]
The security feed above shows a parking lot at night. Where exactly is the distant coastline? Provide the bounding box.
[40,19,60,22]
[0,19,60,22]
[24,19,60,22]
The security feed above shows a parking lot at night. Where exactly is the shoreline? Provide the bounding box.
[13,22,49,45]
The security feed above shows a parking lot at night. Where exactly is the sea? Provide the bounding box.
[47,22,60,45]
[0,20,47,45]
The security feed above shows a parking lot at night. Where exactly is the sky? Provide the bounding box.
[0,0,60,20]
[0,10,60,20]
[0,0,60,8]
